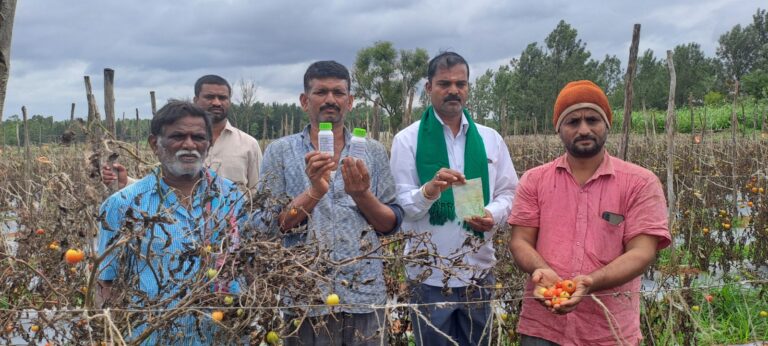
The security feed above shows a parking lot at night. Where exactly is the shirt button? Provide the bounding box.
[576,242,580,246]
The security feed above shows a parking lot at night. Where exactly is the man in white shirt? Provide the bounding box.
[389,51,518,346]
[102,75,262,190]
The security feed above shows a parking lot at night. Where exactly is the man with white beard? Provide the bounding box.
[96,100,246,345]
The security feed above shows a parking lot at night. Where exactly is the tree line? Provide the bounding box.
[2,8,767,146]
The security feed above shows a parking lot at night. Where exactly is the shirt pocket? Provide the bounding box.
[586,218,625,265]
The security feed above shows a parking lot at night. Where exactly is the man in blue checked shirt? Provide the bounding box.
[258,60,404,346]
[96,100,245,345]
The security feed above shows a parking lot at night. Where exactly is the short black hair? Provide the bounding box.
[303,61,351,92]
[150,100,213,140]
[427,51,470,82]
[194,75,231,97]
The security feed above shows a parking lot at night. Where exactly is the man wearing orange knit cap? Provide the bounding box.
[507,80,671,345]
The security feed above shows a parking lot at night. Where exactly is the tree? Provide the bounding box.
[510,43,548,132]
[672,43,716,105]
[468,69,495,125]
[595,54,624,106]
[717,24,759,81]
[634,49,669,109]
[399,48,429,126]
[353,41,429,133]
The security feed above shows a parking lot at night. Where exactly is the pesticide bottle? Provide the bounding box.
[349,128,367,159]
[318,122,334,154]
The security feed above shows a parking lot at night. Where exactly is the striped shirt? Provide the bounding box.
[98,168,244,345]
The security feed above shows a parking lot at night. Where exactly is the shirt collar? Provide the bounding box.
[222,120,235,134]
[153,167,215,200]
[555,150,615,179]
[433,109,469,136]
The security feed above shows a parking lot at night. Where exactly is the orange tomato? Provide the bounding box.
[64,249,85,264]
[561,280,576,294]
[211,311,224,322]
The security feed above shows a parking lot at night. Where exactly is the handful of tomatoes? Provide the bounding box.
[537,279,576,309]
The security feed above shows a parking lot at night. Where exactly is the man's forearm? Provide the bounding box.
[586,235,659,292]
[586,247,656,293]
[278,189,321,231]
[351,191,396,234]
[509,238,551,274]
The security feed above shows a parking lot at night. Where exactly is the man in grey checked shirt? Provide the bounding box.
[258,60,403,346]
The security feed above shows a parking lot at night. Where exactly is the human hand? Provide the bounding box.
[423,168,465,200]
[464,209,494,232]
[552,274,593,314]
[341,157,371,199]
[531,268,561,307]
[304,151,335,196]
[101,163,127,189]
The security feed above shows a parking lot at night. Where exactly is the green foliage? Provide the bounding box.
[704,91,725,106]
[353,41,429,132]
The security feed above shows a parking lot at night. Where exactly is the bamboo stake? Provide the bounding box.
[619,24,640,161]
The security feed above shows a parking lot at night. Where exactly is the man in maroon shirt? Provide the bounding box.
[507,80,671,345]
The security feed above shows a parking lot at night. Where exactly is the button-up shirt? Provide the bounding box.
[258,125,403,315]
[390,113,518,287]
[507,152,671,345]
[98,169,244,345]
[207,120,263,189]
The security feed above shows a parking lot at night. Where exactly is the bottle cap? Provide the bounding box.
[319,122,332,131]
[352,128,367,137]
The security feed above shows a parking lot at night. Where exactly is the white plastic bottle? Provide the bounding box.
[318,122,334,154]
[349,128,367,159]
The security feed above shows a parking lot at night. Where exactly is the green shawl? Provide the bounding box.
[415,106,490,238]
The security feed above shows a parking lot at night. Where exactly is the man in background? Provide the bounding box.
[102,74,262,190]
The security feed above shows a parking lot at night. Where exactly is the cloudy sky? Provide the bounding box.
[3,0,763,120]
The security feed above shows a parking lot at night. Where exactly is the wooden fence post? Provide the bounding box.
[0,0,18,151]
[372,98,381,141]
[21,105,31,207]
[104,68,116,137]
[730,81,740,216]
[619,23,640,161]
[135,108,140,151]
[664,50,677,236]
[150,91,157,116]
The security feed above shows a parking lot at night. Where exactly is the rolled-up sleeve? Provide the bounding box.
[507,170,541,228]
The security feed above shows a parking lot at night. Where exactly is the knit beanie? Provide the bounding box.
[553,80,612,132]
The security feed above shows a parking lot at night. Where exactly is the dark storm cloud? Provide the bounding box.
[3,0,762,120]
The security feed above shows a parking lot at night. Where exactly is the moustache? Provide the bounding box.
[573,136,596,143]
[320,104,341,113]
[175,150,202,159]
[443,95,462,103]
